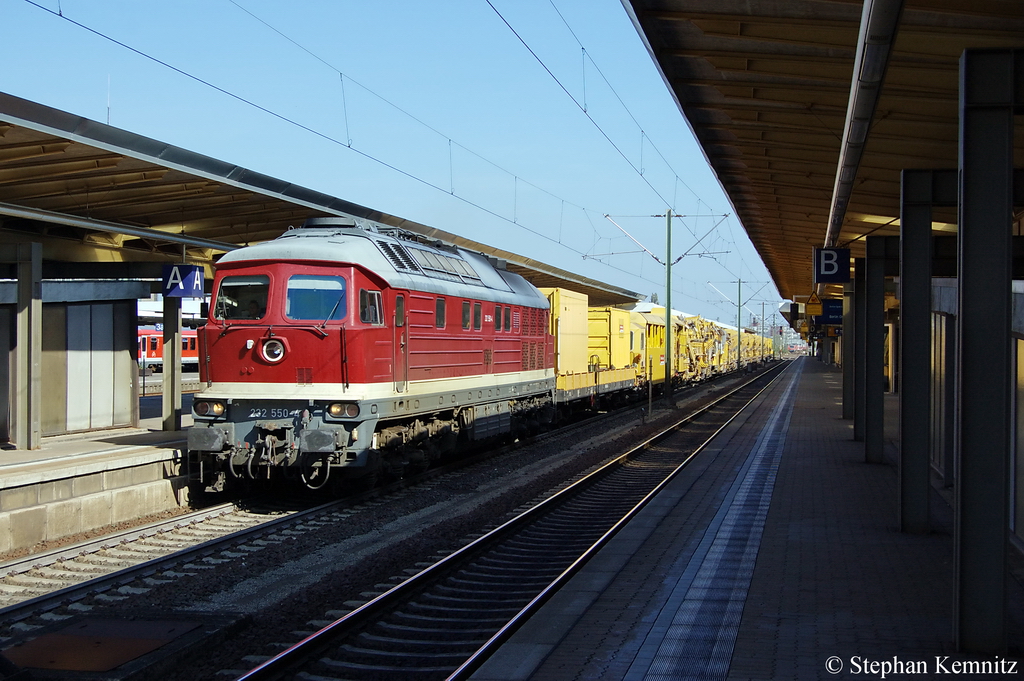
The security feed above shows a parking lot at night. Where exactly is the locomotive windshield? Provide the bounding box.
[286,275,347,321]
[214,275,269,320]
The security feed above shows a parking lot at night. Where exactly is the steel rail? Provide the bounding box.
[0,385,662,623]
[449,360,793,680]
[234,361,791,681]
[0,503,236,579]
[0,495,349,624]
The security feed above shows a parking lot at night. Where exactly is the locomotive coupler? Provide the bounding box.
[254,420,296,466]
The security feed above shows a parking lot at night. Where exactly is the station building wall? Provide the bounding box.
[930,278,1024,546]
[0,281,148,441]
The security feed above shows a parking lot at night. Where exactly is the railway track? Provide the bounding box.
[234,362,789,681]
[0,496,342,624]
[0,386,649,629]
[0,364,783,679]
[0,378,679,632]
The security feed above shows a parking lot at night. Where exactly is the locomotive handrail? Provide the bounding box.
[340,324,349,389]
[216,322,329,339]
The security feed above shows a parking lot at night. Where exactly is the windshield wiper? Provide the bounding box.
[318,295,345,332]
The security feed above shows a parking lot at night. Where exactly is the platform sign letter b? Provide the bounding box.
[813,248,850,284]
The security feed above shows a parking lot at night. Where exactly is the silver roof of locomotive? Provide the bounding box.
[216,217,548,307]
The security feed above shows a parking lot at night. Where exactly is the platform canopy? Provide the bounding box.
[624,0,1024,301]
[0,91,638,308]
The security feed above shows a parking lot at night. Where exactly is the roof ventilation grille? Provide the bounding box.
[377,241,420,272]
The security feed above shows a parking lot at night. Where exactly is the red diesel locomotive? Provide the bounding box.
[187,217,555,493]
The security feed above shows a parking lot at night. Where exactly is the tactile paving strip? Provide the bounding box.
[626,365,801,681]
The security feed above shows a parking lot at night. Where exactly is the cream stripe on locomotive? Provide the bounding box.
[196,369,555,403]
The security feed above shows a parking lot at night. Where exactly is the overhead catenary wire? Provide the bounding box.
[21,0,763,322]
[21,0,599,259]
[487,0,673,211]
[546,0,706,206]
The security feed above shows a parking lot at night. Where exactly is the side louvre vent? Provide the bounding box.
[376,241,420,272]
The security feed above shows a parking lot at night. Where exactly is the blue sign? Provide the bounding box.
[813,248,851,283]
[162,264,204,298]
[813,298,844,325]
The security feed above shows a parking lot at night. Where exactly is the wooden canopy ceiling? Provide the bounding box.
[624,0,1024,300]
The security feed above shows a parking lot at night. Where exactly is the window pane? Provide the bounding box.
[360,290,383,325]
[473,302,482,330]
[214,274,270,320]
[503,306,511,331]
[494,305,502,331]
[395,295,405,327]
[436,298,446,328]
[462,301,471,329]
[286,275,346,321]
[436,255,458,273]
[423,251,444,270]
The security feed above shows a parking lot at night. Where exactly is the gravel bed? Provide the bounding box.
[49,378,749,680]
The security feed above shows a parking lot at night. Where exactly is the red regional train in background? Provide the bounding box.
[187,217,556,493]
[138,328,199,373]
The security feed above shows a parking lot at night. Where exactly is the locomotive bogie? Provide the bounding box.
[189,373,555,492]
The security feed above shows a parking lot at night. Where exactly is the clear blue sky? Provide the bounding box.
[2,0,785,328]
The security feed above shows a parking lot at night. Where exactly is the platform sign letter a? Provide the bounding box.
[163,264,204,298]
[813,248,850,283]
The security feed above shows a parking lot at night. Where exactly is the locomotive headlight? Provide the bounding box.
[328,402,360,418]
[194,400,226,417]
[261,339,286,363]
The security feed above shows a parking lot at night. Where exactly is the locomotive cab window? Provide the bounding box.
[360,289,384,325]
[214,275,269,320]
[286,275,346,322]
[435,298,446,328]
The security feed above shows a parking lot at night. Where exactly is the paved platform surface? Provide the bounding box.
[472,357,1024,681]
[0,411,188,486]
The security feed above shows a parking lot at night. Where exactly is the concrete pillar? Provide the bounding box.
[955,48,1015,654]
[162,296,182,432]
[14,243,42,450]
[865,237,885,463]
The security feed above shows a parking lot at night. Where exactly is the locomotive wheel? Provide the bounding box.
[404,449,429,477]
[345,468,378,493]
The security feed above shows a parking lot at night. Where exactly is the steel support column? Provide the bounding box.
[853,258,866,442]
[865,236,885,463]
[842,280,855,420]
[955,48,1015,654]
[898,170,934,532]
[162,296,182,432]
